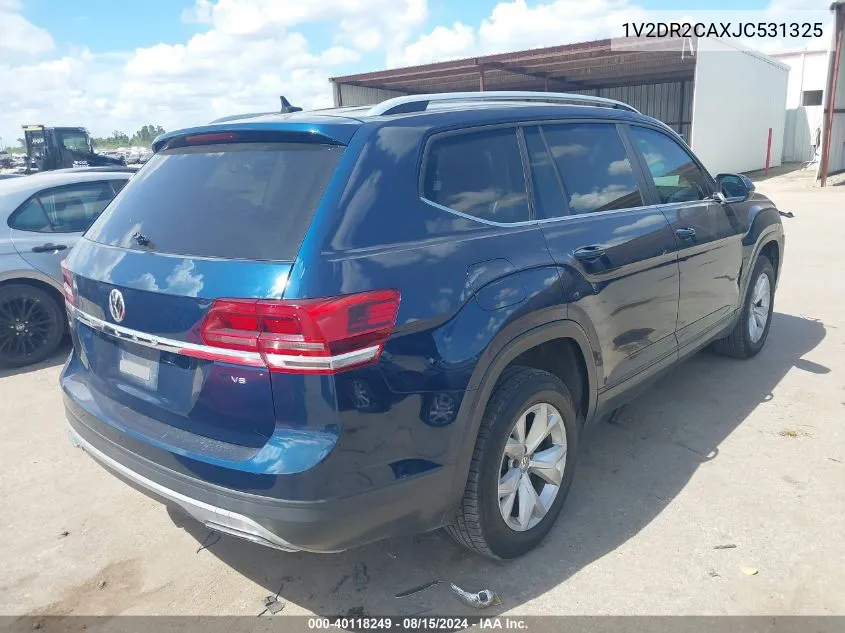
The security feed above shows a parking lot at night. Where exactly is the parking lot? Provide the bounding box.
[1,167,843,619]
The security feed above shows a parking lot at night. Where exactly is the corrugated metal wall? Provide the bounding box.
[574,81,693,142]
[783,106,823,163]
[335,83,408,106]
[334,80,693,141]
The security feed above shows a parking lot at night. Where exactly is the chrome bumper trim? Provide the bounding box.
[69,428,300,552]
[68,304,377,372]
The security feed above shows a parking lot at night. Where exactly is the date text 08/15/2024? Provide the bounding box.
[307,617,528,630]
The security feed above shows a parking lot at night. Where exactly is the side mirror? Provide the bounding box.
[715,173,755,202]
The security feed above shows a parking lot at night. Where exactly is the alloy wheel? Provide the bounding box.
[497,402,568,532]
[0,295,56,363]
[748,273,771,343]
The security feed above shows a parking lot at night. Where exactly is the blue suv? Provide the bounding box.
[61,92,784,559]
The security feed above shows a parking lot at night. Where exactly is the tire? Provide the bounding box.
[447,366,579,559]
[712,256,775,359]
[0,284,65,368]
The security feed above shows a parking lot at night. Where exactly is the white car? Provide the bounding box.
[0,169,131,366]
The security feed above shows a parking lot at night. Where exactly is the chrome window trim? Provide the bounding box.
[417,118,660,229]
[420,193,660,228]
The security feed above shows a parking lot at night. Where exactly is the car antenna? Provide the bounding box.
[279,96,302,114]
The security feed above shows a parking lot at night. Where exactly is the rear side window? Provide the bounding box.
[422,128,529,223]
[38,181,116,233]
[542,123,643,214]
[9,181,116,233]
[10,199,51,232]
[85,142,343,261]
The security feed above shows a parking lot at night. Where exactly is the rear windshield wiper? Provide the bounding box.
[132,231,154,249]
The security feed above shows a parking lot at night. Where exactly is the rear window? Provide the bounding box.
[85,142,343,261]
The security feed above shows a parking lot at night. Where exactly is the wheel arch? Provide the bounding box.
[445,314,598,512]
[740,207,784,298]
[0,273,65,314]
[759,239,780,281]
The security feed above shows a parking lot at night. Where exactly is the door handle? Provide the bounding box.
[31,243,68,253]
[674,227,696,240]
[573,245,607,261]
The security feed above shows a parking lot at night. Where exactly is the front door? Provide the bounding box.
[625,125,743,351]
[523,122,680,391]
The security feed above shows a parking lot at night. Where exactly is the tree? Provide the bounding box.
[111,130,130,145]
[129,124,166,147]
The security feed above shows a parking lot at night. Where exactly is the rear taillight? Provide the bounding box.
[198,290,400,374]
[61,260,75,305]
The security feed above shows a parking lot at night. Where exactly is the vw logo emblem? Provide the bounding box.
[108,289,125,323]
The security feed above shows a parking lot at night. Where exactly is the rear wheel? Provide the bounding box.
[0,284,65,367]
[447,366,579,559]
[712,256,775,359]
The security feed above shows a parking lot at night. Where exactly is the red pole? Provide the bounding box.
[765,127,772,176]
[820,7,843,187]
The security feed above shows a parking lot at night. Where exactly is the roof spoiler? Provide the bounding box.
[209,96,304,124]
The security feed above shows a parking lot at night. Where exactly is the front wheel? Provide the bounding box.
[0,284,65,367]
[447,366,579,559]
[712,256,775,359]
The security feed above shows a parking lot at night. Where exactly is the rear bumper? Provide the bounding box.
[69,426,300,551]
[66,405,454,553]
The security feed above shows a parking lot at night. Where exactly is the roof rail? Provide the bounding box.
[367,91,640,116]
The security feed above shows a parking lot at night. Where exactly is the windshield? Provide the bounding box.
[85,142,343,261]
[60,131,91,153]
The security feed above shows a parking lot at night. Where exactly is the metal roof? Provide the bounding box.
[331,38,696,94]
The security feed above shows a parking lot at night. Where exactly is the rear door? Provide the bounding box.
[9,180,124,281]
[65,138,344,450]
[528,122,680,391]
[625,125,743,350]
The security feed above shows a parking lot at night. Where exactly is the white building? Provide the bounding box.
[771,49,829,163]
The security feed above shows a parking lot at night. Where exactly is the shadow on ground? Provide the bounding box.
[0,339,70,379]
[175,313,826,617]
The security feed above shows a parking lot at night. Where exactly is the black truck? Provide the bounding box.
[22,125,125,172]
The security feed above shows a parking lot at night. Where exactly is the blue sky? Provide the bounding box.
[0,0,831,147]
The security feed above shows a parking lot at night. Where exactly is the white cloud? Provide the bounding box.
[338,21,383,52]
[393,0,650,66]
[0,0,54,57]
[398,22,476,66]
[478,0,647,51]
[608,158,632,175]
[1,0,423,145]
[181,0,213,24]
